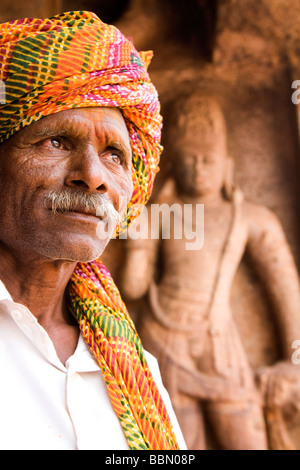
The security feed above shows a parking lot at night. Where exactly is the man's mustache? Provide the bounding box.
[45,189,122,224]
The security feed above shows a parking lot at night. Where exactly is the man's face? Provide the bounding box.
[0,107,133,263]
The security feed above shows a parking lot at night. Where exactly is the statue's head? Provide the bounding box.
[164,92,235,200]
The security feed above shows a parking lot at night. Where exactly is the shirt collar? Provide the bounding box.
[0,278,100,373]
[0,280,13,302]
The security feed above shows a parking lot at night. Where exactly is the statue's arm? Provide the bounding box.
[120,179,176,301]
[120,207,160,301]
[246,203,300,359]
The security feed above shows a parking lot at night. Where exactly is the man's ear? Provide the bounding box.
[223,155,236,200]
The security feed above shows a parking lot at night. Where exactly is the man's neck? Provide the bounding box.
[0,245,77,326]
[0,245,82,364]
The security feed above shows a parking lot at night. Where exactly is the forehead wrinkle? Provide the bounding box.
[21,110,132,157]
[34,126,69,138]
[33,113,132,161]
[96,117,132,158]
[102,124,131,150]
[34,115,92,140]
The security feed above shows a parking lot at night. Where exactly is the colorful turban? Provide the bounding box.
[0,11,179,450]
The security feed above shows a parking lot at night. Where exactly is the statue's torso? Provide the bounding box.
[157,198,249,323]
[139,195,254,381]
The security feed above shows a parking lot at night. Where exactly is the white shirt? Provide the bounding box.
[0,280,186,450]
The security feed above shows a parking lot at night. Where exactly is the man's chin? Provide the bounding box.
[41,236,112,264]
[59,244,110,264]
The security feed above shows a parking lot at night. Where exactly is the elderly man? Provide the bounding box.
[0,11,186,451]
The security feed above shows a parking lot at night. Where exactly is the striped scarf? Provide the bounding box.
[0,11,179,450]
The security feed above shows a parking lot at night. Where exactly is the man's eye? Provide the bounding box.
[39,137,66,150]
[50,138,63,149]
[104,149,123,165]
[111,154,121,165]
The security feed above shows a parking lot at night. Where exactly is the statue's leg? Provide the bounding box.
[172,395,206,450]
[205,400,268,450]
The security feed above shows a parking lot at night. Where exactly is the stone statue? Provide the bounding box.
[120,92,300,450]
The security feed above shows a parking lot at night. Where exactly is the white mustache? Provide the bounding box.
[45,189,122,224]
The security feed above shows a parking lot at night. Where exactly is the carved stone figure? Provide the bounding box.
[121,93,300,450]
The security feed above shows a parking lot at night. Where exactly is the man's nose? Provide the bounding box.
[65,147,109,193]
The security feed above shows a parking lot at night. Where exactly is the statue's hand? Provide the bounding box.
[257,361,300,415]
